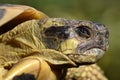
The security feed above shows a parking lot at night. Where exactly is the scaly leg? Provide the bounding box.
[2,57,57,80]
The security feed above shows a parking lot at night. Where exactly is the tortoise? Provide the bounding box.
[0,4,109,80]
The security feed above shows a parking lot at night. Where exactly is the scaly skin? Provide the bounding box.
[65,64,108,80]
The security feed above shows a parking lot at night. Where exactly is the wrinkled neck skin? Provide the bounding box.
[0,19,72,80]
[0,20,46,61]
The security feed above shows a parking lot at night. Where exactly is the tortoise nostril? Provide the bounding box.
[95,36,108,51]
[105,30,109,39]
[97,37,103,45]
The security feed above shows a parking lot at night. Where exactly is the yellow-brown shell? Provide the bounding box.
[0,4,48,34]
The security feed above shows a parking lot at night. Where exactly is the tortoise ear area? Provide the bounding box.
[44,26,70,39]
[31,49,76,66]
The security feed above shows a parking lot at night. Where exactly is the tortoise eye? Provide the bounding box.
[75,26,91,38]
[44,26,69,39]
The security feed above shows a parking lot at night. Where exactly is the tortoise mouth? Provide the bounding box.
[66,48,104,64]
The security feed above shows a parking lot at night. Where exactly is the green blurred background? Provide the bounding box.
[0,0,120,80]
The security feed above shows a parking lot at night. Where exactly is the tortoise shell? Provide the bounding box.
[0,4,48,34]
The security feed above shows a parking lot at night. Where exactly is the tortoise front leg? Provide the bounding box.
[3,57,57,80]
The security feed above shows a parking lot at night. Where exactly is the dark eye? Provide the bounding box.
[75,26,91,38]
[44,26,69,39]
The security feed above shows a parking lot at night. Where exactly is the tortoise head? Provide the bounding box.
[39,18,109,65]
[0,4,109,66]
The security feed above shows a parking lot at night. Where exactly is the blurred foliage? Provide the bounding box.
[0,0,120,80]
